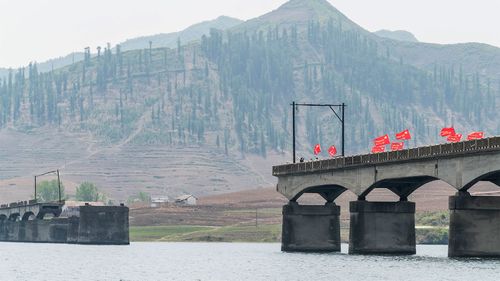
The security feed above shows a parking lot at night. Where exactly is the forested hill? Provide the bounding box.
[0,0,498,200]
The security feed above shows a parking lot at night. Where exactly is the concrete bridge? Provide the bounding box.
[0,200,63,221]
[273,137,500,257]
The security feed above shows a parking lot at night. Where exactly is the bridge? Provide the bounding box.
[0,200,63,221]
[273,137,500,257]
[0,200,129,245]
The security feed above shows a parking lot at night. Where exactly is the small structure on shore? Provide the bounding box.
[150,196,170,208]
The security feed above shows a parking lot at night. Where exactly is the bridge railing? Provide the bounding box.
[273,136,500,176]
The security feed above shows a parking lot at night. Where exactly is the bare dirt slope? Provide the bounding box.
[0,128,284,202]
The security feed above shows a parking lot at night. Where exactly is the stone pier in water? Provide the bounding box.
[349,201,416,255]
[449,195,500,257]
[281,202,340,252]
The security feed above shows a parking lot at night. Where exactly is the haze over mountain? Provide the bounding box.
[0,16,242,79]
[374,30,419,43]
[0,0,498,202]
[119,16,243,51]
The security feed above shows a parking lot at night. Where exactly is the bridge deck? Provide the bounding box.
[273,137,500,176]
[0,200,63,220]
[0,199,39,209]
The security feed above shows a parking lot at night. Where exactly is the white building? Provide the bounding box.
[174,195,197,206]
[150,196,170,208]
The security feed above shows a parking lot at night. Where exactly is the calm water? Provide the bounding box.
[0,242,499,281]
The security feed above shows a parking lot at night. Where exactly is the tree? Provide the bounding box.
[127,191,151,204]
[76,182,101,201]
[138,191,151,202]
[37,180,65,202]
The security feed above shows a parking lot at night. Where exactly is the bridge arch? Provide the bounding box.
[36,211,58,220]
[359,176,440,201]
[291,184,349,203]
[8,213,20,221]
[35,204,63,220]
[461,170,500,192]
[0,214,7,221]
[21,211,36,221]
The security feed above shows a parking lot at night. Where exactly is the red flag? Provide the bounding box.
[395,129,411,140]
[374,134,390,146]
[447,134,462,143]
[391,142,405,151]
[467,132,484,140]
[328,146,337,157]
[314,144,321,155]
[371,145,385,153]
[440,127,456,137]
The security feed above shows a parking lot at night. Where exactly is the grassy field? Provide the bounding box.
[131,224,448,244]
[130,224,282,242]
[130,226,215,241]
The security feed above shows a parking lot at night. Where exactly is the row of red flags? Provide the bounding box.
[372,129,411,153]
[312,128,485,157]
[440,127,484,143]
[313,144,337,157]
[370,128,485,153]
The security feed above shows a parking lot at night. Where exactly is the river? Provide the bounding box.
[0,242,498,281]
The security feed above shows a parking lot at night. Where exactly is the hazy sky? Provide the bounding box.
[1,0,499,68]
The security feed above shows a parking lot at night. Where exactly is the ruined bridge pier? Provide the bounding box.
[0,201,129,245]
[273,137,500,257]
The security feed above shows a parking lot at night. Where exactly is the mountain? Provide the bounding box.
[382,40,500,80]
[236,0,500,80]
[235,0,362,32]
[119,16,243,51]
[0,53,85,79]
[374,29,419,42]
[0,0,498,202]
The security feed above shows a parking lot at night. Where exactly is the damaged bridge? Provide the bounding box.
[0,200,62,221]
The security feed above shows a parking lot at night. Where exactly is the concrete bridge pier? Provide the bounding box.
[449,195,500,257]
[349,200,416,255]
[281,201,341,252]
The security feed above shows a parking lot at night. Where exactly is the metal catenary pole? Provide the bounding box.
[291,102,346,160]
[342,103,345,156]
[57,170,61,203]
[34,170,60,203]
[292,101,296,163]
